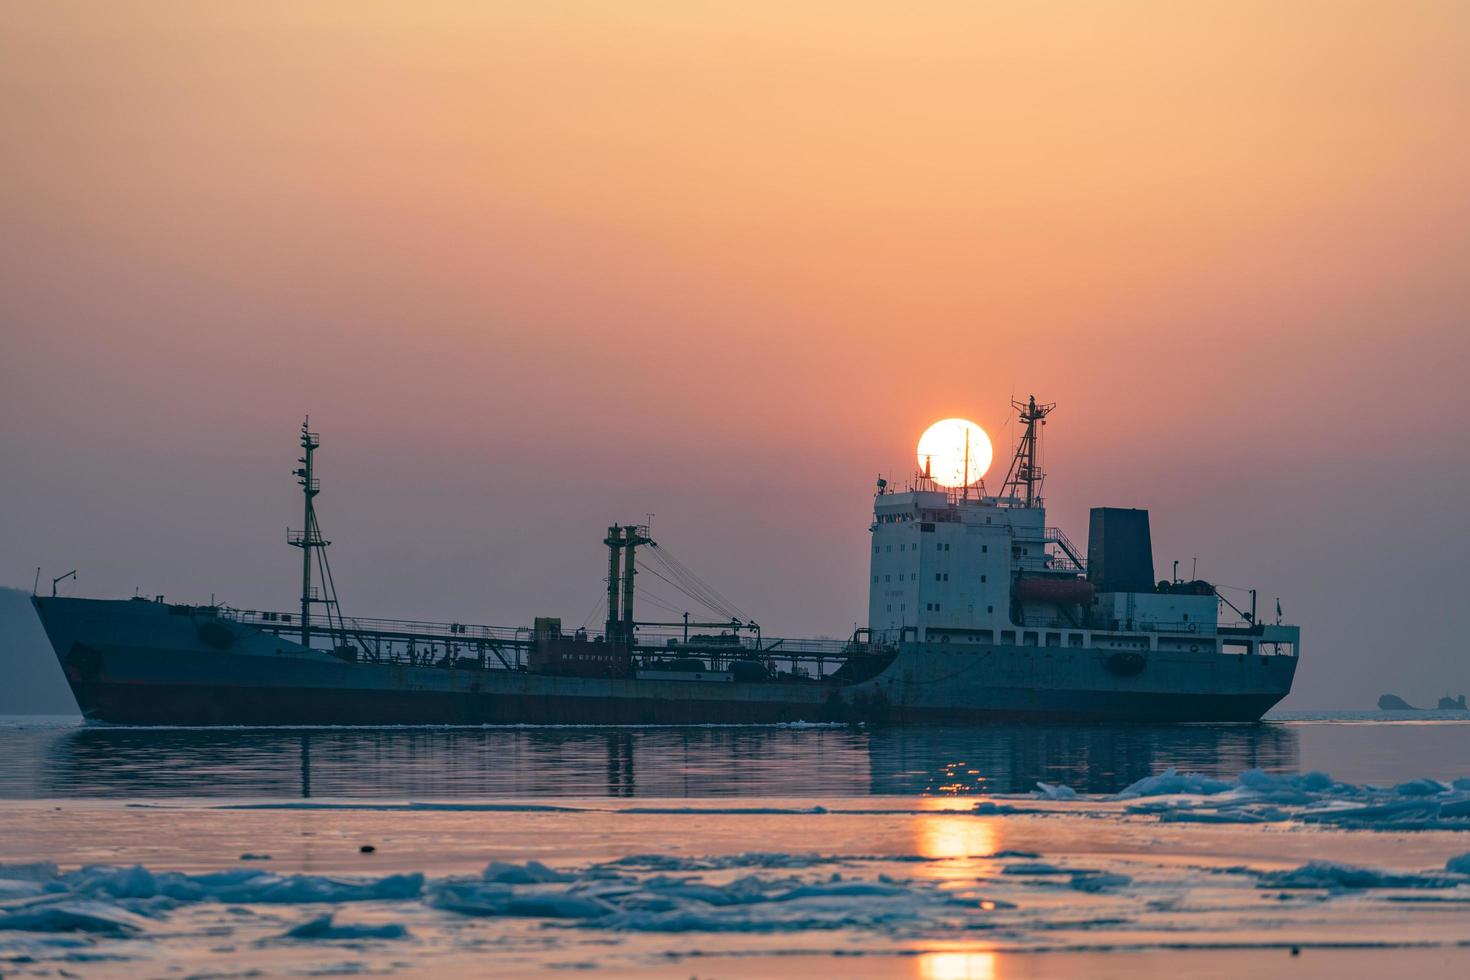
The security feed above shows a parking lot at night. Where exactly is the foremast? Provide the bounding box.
[288,419,334,647]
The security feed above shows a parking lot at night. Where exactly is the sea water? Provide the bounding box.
[1,714,1468,978]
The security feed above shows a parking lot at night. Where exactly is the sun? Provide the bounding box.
[917,418,993,488]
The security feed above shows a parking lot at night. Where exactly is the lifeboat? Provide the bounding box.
[1015,576,1096,605]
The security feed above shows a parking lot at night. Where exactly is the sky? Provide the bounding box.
[1,2,1467,709]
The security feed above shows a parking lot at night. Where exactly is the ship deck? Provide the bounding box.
[220,606,881,679]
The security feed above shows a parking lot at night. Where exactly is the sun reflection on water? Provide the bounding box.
[930,758,990,795]
[916,949,997,980]
[914,797,1000,883]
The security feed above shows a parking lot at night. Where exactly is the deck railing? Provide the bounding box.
[219,607,878,661]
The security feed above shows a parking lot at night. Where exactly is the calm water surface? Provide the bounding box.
[2,715,1466,799]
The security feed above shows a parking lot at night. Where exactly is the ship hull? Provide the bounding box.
[57,677,1288,726]
[34,597,1297,726]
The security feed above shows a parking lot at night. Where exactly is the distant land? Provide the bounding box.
[1378,693,1468,712]
[0,587,78,715]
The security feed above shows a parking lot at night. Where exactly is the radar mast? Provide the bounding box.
[1000,395,1055,508]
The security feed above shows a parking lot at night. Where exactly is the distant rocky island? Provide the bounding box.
[1378,693,1468,711]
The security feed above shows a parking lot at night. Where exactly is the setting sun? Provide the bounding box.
[917,419,993,488]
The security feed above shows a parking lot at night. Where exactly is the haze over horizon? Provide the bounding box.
[3,3,1467,710]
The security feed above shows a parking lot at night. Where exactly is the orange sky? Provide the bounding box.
[2,2,1467,707]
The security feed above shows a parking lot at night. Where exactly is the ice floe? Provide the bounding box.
[1256,861,1463,891]
[0,902,151,935]
[283,914,409,940]
[0,856,1017,941]
[0,864,424,907]
[601,852,842,872]
[1011,767,1470,831]
[482,860,573,884]
[617,805,830,815]
[0,839,1467,979]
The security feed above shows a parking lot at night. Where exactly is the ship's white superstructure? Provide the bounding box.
[869,488,1055,640]
[868,398,1296,662]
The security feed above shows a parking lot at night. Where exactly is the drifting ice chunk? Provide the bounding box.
[428,880,613,919]
[1257,861,1459,890]
[67,866,424,904]
[0,902,150,935]
[970,801,1020,814]
[283,914,409,940]
[1114,767,1235,798]
[1001,862,1070,876]
[482,861,572,884]
[775,881,911,900]
[0,862,59,882]
[603,853,834,872]
[1395,779,1452,797]
[1070,871,1132,892]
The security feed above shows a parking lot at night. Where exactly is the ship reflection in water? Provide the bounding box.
[12,723,1300,800]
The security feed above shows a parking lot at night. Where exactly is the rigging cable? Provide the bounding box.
[642,552,743,622]
[643,543,748,622]
[635,559,733,621]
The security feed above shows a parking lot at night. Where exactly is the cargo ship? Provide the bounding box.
[31,399,1299,725]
